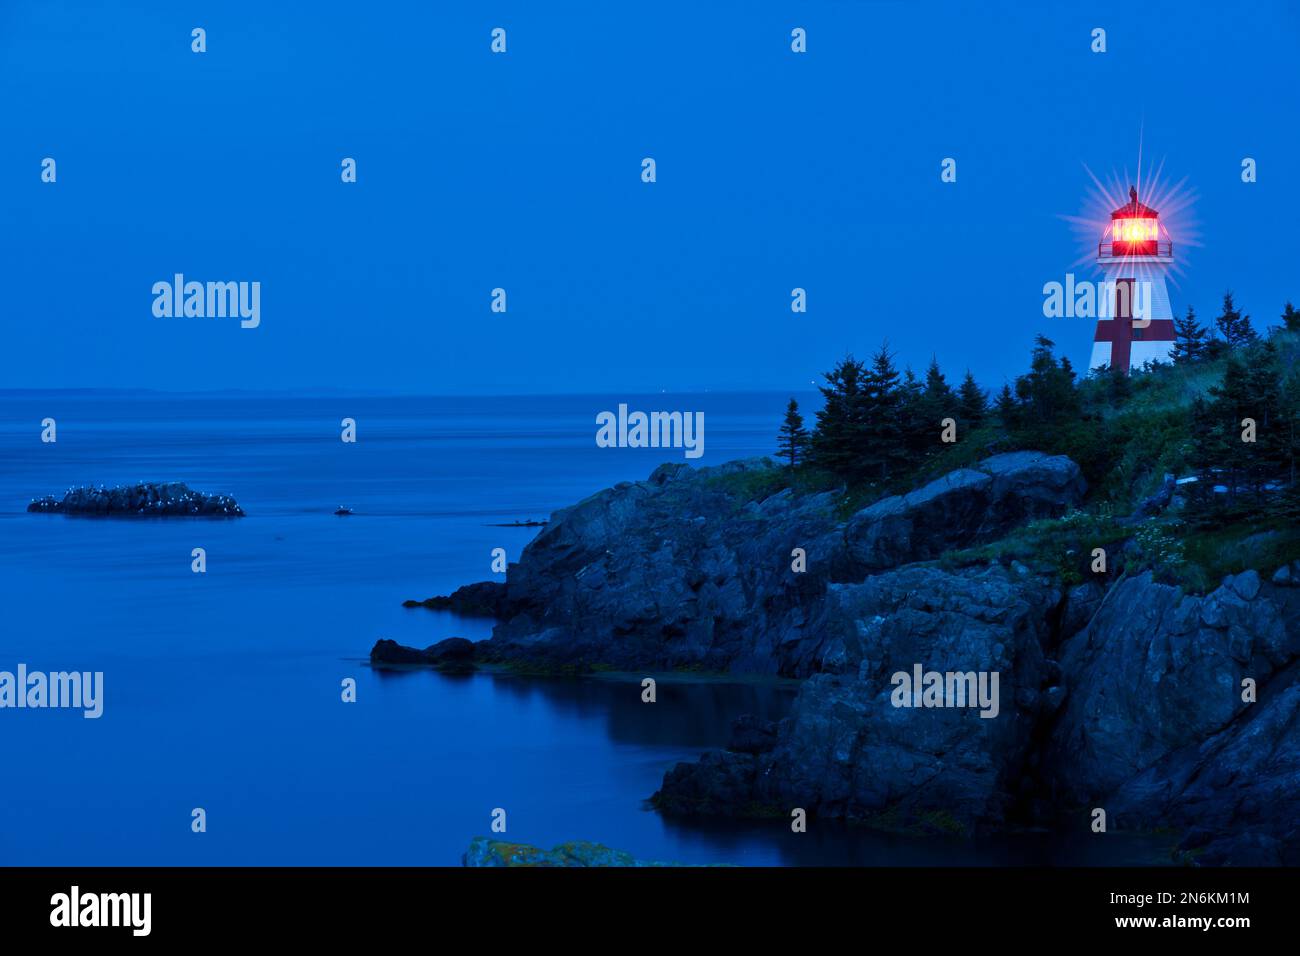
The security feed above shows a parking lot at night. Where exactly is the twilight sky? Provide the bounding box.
[2,1,1297,394]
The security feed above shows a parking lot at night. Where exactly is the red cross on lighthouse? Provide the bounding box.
[1093,278,1176,373]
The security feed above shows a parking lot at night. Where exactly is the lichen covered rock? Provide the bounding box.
[462,836,682,867]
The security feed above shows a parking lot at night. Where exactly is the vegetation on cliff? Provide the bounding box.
[777,296,1300,592]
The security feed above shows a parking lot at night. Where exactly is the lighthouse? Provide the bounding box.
[1088,186,1177,373]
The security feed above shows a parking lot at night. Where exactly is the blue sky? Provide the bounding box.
[2,1,1297,394]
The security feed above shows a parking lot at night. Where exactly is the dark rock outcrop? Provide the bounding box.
[370,637,477,672]
[479,458,847,675]
[1109,664,1300,865]
[472,453,1083,676]
[843,451,1087,573]
[27,482,243,516]
[1130,473,1177,520]
[1046,570,1297,804]
[656,566,1300,852]
[727,715,780,755]
[655,563,1061,832]
[403,580,511,617]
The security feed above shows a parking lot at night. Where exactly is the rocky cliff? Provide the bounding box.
[396,452,1299,863]
[655,563,1059,831]
[467,451,1085,676]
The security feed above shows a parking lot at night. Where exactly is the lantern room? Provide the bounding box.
[1101,186,1171,259]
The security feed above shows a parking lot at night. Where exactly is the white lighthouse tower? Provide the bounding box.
[1089,186,1177,373]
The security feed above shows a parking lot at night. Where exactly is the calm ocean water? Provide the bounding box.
[0,391,1170,865]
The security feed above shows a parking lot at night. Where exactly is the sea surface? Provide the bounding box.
[0,390,1171,865]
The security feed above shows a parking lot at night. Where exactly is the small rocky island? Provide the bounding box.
[27,482,244,516]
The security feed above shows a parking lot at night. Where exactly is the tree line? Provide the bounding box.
[777,348,988,481]
[777,294,1300,513]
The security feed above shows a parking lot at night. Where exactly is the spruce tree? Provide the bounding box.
[957,370,988,427]
[861,343,904,481]
[923,357,955,410]
[1282,301,1300,333]
[1171,305,1208,364]
[1241,342,1285,490]
[1189,394,1233,506]
[1193,349,1283,502]
[1106,361,1132,405]
[809,355,868,479]
[995,383,1017,428]
[1215,292,1257,348]
[898,367,927,454]
[776,397,810,468]
[919,356,957,441]
[1015,336,1079,426]
[1282,371,1300,489]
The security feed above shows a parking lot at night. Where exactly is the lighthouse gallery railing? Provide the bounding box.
[1097,240,1174,259]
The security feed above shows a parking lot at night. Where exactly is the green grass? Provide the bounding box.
[1177,521,1300,592]
[939,509,1129,585]
[701,464,792,504]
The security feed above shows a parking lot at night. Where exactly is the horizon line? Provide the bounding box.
[0,385,828,400]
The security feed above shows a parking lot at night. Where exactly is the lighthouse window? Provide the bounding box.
[1115,219,1157,242]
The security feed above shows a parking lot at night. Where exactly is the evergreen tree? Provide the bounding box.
[923,356,955,410]
[917,356,957,441]
[1171,305,1208,364]
[861,343,904,480]
[1105,361,1132,405]
[1014,335,1079,426]
[1215,292,1257,348]
[1282,301,1300,333]
[995,383,1017,428]
[1242,343,1286,487]
[897,366,928,454]
[1202,335,1231,363]
[957,370,988,427]
[809,355,868,479]
[1192,347,1283,502]
[1189,393,1232,505]
[1282,370,1300,489]
[776,397,810,468]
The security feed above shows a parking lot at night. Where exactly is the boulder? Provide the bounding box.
[842,452,1085,573]
[369,638,430,665]
[369,637,478,671]
[1131,473,1177,519]
[1270,561,1300,587]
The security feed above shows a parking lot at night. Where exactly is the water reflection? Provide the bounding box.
[369,666,1177,867]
